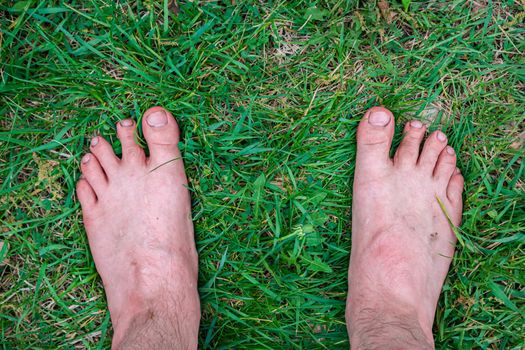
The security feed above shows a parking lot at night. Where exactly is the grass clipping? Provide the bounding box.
[436,195,465,248]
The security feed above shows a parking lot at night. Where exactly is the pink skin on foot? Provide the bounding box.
[346,107,464,348]
[76,107,200,349]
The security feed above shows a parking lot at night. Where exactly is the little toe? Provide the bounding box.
[117,119,146,165]
[447,168,464,203]
[394,120,427,168]
[418,130,448,173]
[90,136,120,175]
[433,146,457,186]
[80,153,108,194]
[76,177,97,209]
[447,170,464,225]
[142,107,182,165]
[355,106,395,173]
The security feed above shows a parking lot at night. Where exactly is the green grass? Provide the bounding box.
[1,0,524,348]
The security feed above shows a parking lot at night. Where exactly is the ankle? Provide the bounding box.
[111,290,200,350]
[110,296,159,347]
[346,300,434,350]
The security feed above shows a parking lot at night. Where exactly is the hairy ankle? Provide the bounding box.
[347,302,434,350]
[111,289,200,350]
[104,252,199,346]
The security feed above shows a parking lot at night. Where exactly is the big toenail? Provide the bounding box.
[368,111,390,126]
[410,120,423,128]
[146,110,168,127]
[91,137,99,146]
[446,146,455,155]
[82,154,91,163]
[120,119,133,127]
[437,131,447,141]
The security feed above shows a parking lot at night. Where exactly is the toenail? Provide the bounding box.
[91,137,99,147]
[120,119,134,127]
[446,146,455,155]
[437,131,447,142]
[410,120,423,129]
[368,110,390,126]
[82,154,91,163]
[146,110,168,127]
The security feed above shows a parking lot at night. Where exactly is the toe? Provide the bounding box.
[80,153,108,194]
[433,146,457,185]
[355,106,395,173]
[117,119,146,164]
[447,168,464,203]
[142,107,182,165]
[90,136,120,175]
[76,177,97,208]
[394,120,427,167]
[447,169,464,225]
[418,130,448,173]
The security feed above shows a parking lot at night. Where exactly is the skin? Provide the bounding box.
[77,106,463,349]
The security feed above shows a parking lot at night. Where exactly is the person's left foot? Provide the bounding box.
[346,107,464,348]
[76,107,200,349]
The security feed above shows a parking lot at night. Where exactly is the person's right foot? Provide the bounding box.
[77,107,200,349]
[346,107,464,349]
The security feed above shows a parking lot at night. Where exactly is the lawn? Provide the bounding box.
[1,0,524,348]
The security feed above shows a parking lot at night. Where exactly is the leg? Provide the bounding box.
[346,107,464,349]
[76,107,200,349]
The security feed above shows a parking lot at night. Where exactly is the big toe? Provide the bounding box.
[355,106,395,174]
[142,107,182,166]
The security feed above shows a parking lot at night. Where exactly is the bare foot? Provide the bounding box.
[76,107,200,349]
[346,107,464,349]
